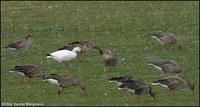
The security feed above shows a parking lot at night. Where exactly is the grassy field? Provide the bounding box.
[1,1,199,106]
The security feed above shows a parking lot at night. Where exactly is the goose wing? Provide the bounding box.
[6,40,25,49]
[153,76,180,86]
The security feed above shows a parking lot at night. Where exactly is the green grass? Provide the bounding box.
[1,1,199,106]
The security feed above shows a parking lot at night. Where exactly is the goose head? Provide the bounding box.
[106,49,113,55]
[25,32,32,40]
[148,86,157,101]
[72,47,81,52]
[176,43,182,49]
[185,79,195,94]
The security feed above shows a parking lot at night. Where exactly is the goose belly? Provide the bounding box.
[118,87,135,94]
[46,79,59,86]
[152,83,169,89]
[152,36,165,44]
[7,47,17,51]
[148,64,162,71]
[109,81,123,86]
[9,71,25,76]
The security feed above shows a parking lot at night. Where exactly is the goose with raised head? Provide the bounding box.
[152,32,182,49]
[152,76,195,95]
[102,49,117,72]
[9,64,44,86]
[44,74,86,94]
[4,33,32,52]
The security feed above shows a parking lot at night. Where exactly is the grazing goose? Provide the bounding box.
[102,49,118,72]
[44,74,86,94]
[4,33,32,52]
[56,40,103,55]
[118,79,157,104]
[151,32,182,49]
[9,64,44,86]
[152,76,195,95]
[46,47,81,63]
[148,60,187,76]
[109,76,135,86]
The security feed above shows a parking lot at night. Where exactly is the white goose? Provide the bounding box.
[46,47,81,63]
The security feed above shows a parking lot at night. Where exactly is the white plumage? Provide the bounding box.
[9,70,25,76]
[152,36,164,44]
[152,83,168,88]
[148,63,162,71]
[109,81,123,86]
[46,79,59,86]
[46,47,81,63]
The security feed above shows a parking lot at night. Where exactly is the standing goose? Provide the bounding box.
[4,33,32,52]
[148,60,187,76]
[152,76,195,95]
[44,74,86,94]
[102,49,118,72]
[118,79,157,104]
[56,39,103,55]
[9,64,44,86]
[46,47,81,64]
[151,32,182,49]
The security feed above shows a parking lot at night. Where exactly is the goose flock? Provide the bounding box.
[3,32,195,104]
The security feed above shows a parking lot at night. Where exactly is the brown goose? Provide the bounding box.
[148,60,187,76]
[151,32,182,49]
[116,77,157,104]
[152,76,195,95]
[9,64,44,86]
[4,33,32,52]
[102,49,118,72]
[44,74,86,94]
[56,39,103,55]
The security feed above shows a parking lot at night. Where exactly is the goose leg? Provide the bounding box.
[137,95,141,103]
[64,62,68,66]
[127,95,131,104]
[103,65,106,72]
[29,79,32,85]
[112,65,116,71]
[168,90,176,96]
[19,77,24,87]
[192,90,194,95]
[58,87,64,94]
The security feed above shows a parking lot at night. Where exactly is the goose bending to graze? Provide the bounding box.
[111,77,157,104]
[44,74,86,94]
[46,47,81,63]
[9,64,44,86]
[147,60,178,71]
[56,39,103,55]
[151,32,182,49]
[4,33,32,52]
[148,60,187,76]
[109,76,135,86]
[102,49,117,72]
[152,76,195,95]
